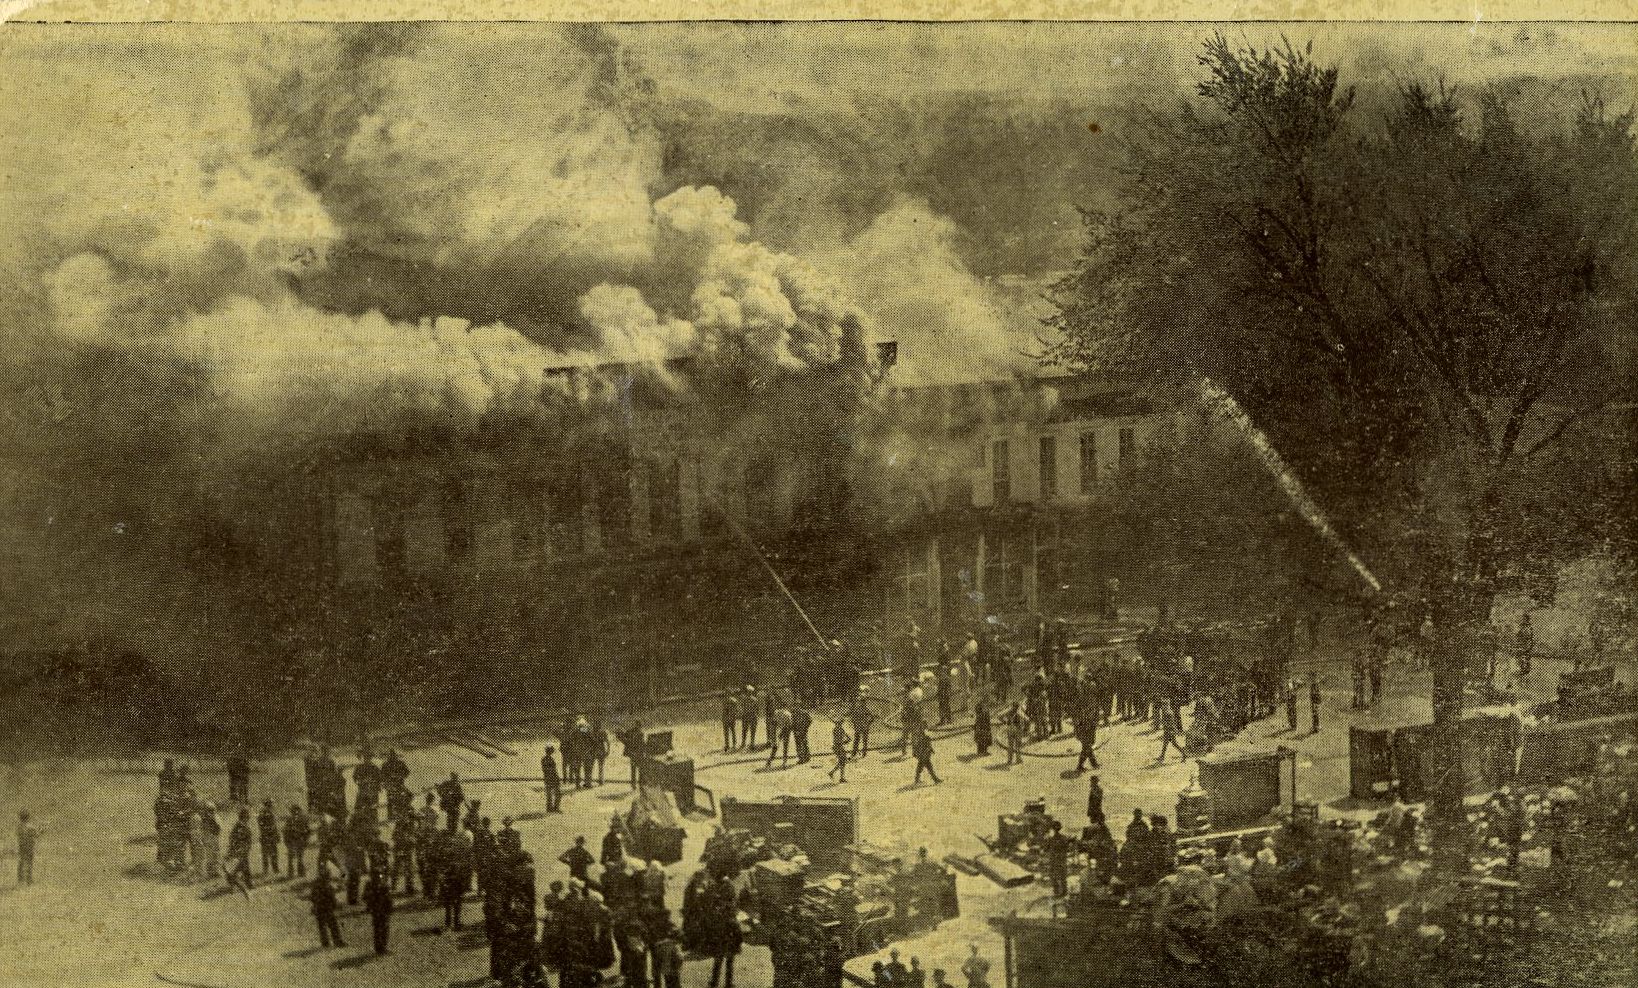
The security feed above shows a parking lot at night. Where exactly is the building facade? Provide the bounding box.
[310,361,1183,711]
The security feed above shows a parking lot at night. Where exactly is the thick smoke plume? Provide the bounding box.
[0,24,1058,692]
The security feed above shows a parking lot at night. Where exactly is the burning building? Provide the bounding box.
[307,339,1183,716]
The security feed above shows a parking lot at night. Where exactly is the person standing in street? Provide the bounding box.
[437,772,465,831]
[224,808,254,897]
[14,810,38,886]
[911,727,942,785]
[850,686,873,758]
[392,810,418,895]
[1044,821,1070,898]
[1087,774,1104,824]
[763,689,778,756]
[828,718,851,783]
[1157,703,1185,763]
[1285,679,1299,733]
[225,748,251,806]
[1516,613,1535,678]
[443,828,473,931]
[792,705,813,764]
[310,866,345,949]
[558,835,594,884]
[740,686,759,749]
[353,748,381,824]
[961,944,991,988]
[766,702,794,768]
[1073,705,1099,771]
[720,692,739,751]
[256,799,280,877]
[283,804,310,878]
[1004,703,1027,767]
[542,744,563,813]
[618,720,645,788]
[592,718,612,787]
[364,865,394,955]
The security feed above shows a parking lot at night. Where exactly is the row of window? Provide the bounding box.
[988,428,1135,503]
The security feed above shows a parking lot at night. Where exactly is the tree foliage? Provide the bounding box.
[1049,34,1638,855]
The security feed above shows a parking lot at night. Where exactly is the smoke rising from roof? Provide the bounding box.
[3,21,1629,678]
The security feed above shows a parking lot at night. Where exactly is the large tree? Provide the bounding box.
[1049,35,1637,861]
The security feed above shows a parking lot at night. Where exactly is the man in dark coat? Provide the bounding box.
[792,706,813,764]
[763,690,778,756]
[1086,775,1104,824]
[283,804,310,877]
[619,721,647,788]
[704,875,742,988]
[443,829,473,930]
[437,772,465,832]
[973,695,992,756]
[364,865,394,955]
[1073,706,1099,771]
[353,748,381,823]
[381,749,412,820]
[343,813,370,905]
[850,688,874,758]
[720,693,739,751]
[911,728,942,786]
[558,835,594,884]
[225,748,251,805]
[310,867,345,948]
[256,799,280,876]
[542,744,563,813]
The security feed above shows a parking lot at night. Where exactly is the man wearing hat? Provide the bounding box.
[542,744,563,813]
[720,691,740,752]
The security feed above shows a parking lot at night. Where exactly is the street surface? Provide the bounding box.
[0,602,1620,988]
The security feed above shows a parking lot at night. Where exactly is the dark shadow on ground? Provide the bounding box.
[330,952,379,970]
[956,753,987,764]
[411,925,445,938]
[283,945,329,960]
[127,833,158,846]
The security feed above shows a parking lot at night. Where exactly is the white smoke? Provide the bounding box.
[815,197,1046,386]
[577,283,697,364]
[298,26,664,281]
[172,299,555,438]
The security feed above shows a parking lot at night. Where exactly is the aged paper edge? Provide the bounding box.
[6,0,1638,26]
